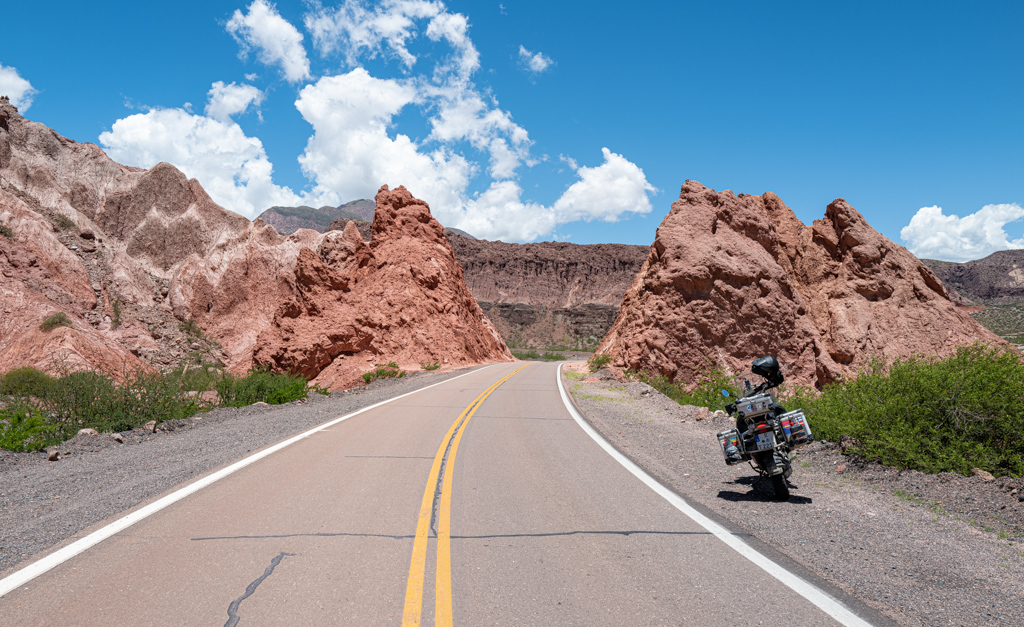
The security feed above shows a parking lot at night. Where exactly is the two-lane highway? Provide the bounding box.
[0,363,869,625]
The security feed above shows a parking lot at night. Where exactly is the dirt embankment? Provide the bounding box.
[562,363,1024,627]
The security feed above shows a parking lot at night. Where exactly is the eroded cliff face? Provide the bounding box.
[598,180,1002,388]
[445,233,648,347]
[0,99,511,386]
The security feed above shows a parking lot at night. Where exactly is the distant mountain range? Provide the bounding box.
[922,250,1024,305]
[257,201,476,240]
[922,250,1024,345]
[256,200,376,235]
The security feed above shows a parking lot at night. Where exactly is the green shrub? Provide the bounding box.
[512,350,564,361]
[0,362,320,451]
[362,362,406,384]
[0,367,54,398]
[216,368,313,407]
[626,361,738,412]
[0,222,13,239]
[782,344,1024,477]
[39,366,204,436]
[588,354,612,372]
[0,403,56,452]
[179,319,203,337]
[111,299,122,330]
[39,312,72,332]
[53,214,77,230]
[421,360,441,371]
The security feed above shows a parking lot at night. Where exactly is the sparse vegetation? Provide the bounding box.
[625,361,738,412]
[420,360,441,371]
[0,363,324,451]
[111,299,122,330]
[0,222,13,239]
[0,367,54,398]
[0,404,54,452]
[362,362,406,384]
[39,311,72,332]
[53,214,77,230]
[216,368,318,407]
[588,354,612,372]
[782,343,1024,477]
[512,350,564,361]
[179,319,203,337]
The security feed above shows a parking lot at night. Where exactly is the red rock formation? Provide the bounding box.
[249,186,511,389]
[598,180,1003,388]
[0,99,510,386]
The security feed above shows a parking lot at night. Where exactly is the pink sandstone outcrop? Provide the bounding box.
[0,97,510,386]
[597,180,1003,388]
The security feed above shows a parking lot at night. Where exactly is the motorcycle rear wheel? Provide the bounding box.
[771,474,790,501]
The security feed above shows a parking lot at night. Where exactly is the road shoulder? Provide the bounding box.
[560,362,1024,627]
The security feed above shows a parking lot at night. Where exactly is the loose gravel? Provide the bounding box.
[0,367,478,578]
[562,363,1024,627]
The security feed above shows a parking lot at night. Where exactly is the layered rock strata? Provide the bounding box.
[0,98,510,386]
[445,233,649,348]
[598,180,1003,388]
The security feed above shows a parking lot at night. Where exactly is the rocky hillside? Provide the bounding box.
[598,180,1003,388]
[0,97,510,387]
[444,233,649,349]
[922,250,1024,304]
[922,251,1024,345]
[255,200,375,235]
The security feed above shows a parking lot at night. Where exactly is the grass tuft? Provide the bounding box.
[588,354,612,372]
[53,214,77,230]
[39,312,72,332]
[362,362,406,384]
[625,361,738,412]
[420,360,441,371]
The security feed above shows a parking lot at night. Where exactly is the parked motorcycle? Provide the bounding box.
[716,356,813,501]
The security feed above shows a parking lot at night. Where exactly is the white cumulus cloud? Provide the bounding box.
[553,148,655,223]
[290,3,652,241]
[295,68,471,212]
[900,203,1024,262]
[204,81,264,122]
[99,108,303,219]
[518,46,553,73]
[227,0,311,83]
[305,0,479,77]
[0,64,38,111]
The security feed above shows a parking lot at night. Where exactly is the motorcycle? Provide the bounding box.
[716,356,813,501]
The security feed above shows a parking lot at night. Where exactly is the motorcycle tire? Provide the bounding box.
[771,474,790,501]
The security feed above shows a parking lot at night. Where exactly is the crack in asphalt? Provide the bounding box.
[193,529,741,542]
[223,551,297,627]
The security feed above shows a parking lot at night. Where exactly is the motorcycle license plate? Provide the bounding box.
[755,431,776,450]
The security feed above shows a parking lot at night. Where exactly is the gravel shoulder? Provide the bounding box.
[561,362,1024,627]
[0,366,481,578]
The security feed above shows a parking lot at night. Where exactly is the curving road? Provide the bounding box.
[0,363,873,626]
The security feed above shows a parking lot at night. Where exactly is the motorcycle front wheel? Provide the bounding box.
[771,474,790,501]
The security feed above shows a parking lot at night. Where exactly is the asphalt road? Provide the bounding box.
[0,362,870,626]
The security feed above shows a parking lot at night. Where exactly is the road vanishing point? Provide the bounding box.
[0,363,876,626]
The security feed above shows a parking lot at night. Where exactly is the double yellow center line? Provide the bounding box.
[402,364,530,627]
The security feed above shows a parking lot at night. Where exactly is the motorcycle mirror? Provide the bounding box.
[721,389,729,397]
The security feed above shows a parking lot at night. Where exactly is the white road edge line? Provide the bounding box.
[556,364,873,627]
[0,365,498,598]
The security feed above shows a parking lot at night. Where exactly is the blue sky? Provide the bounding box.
[1,1,1021,261]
